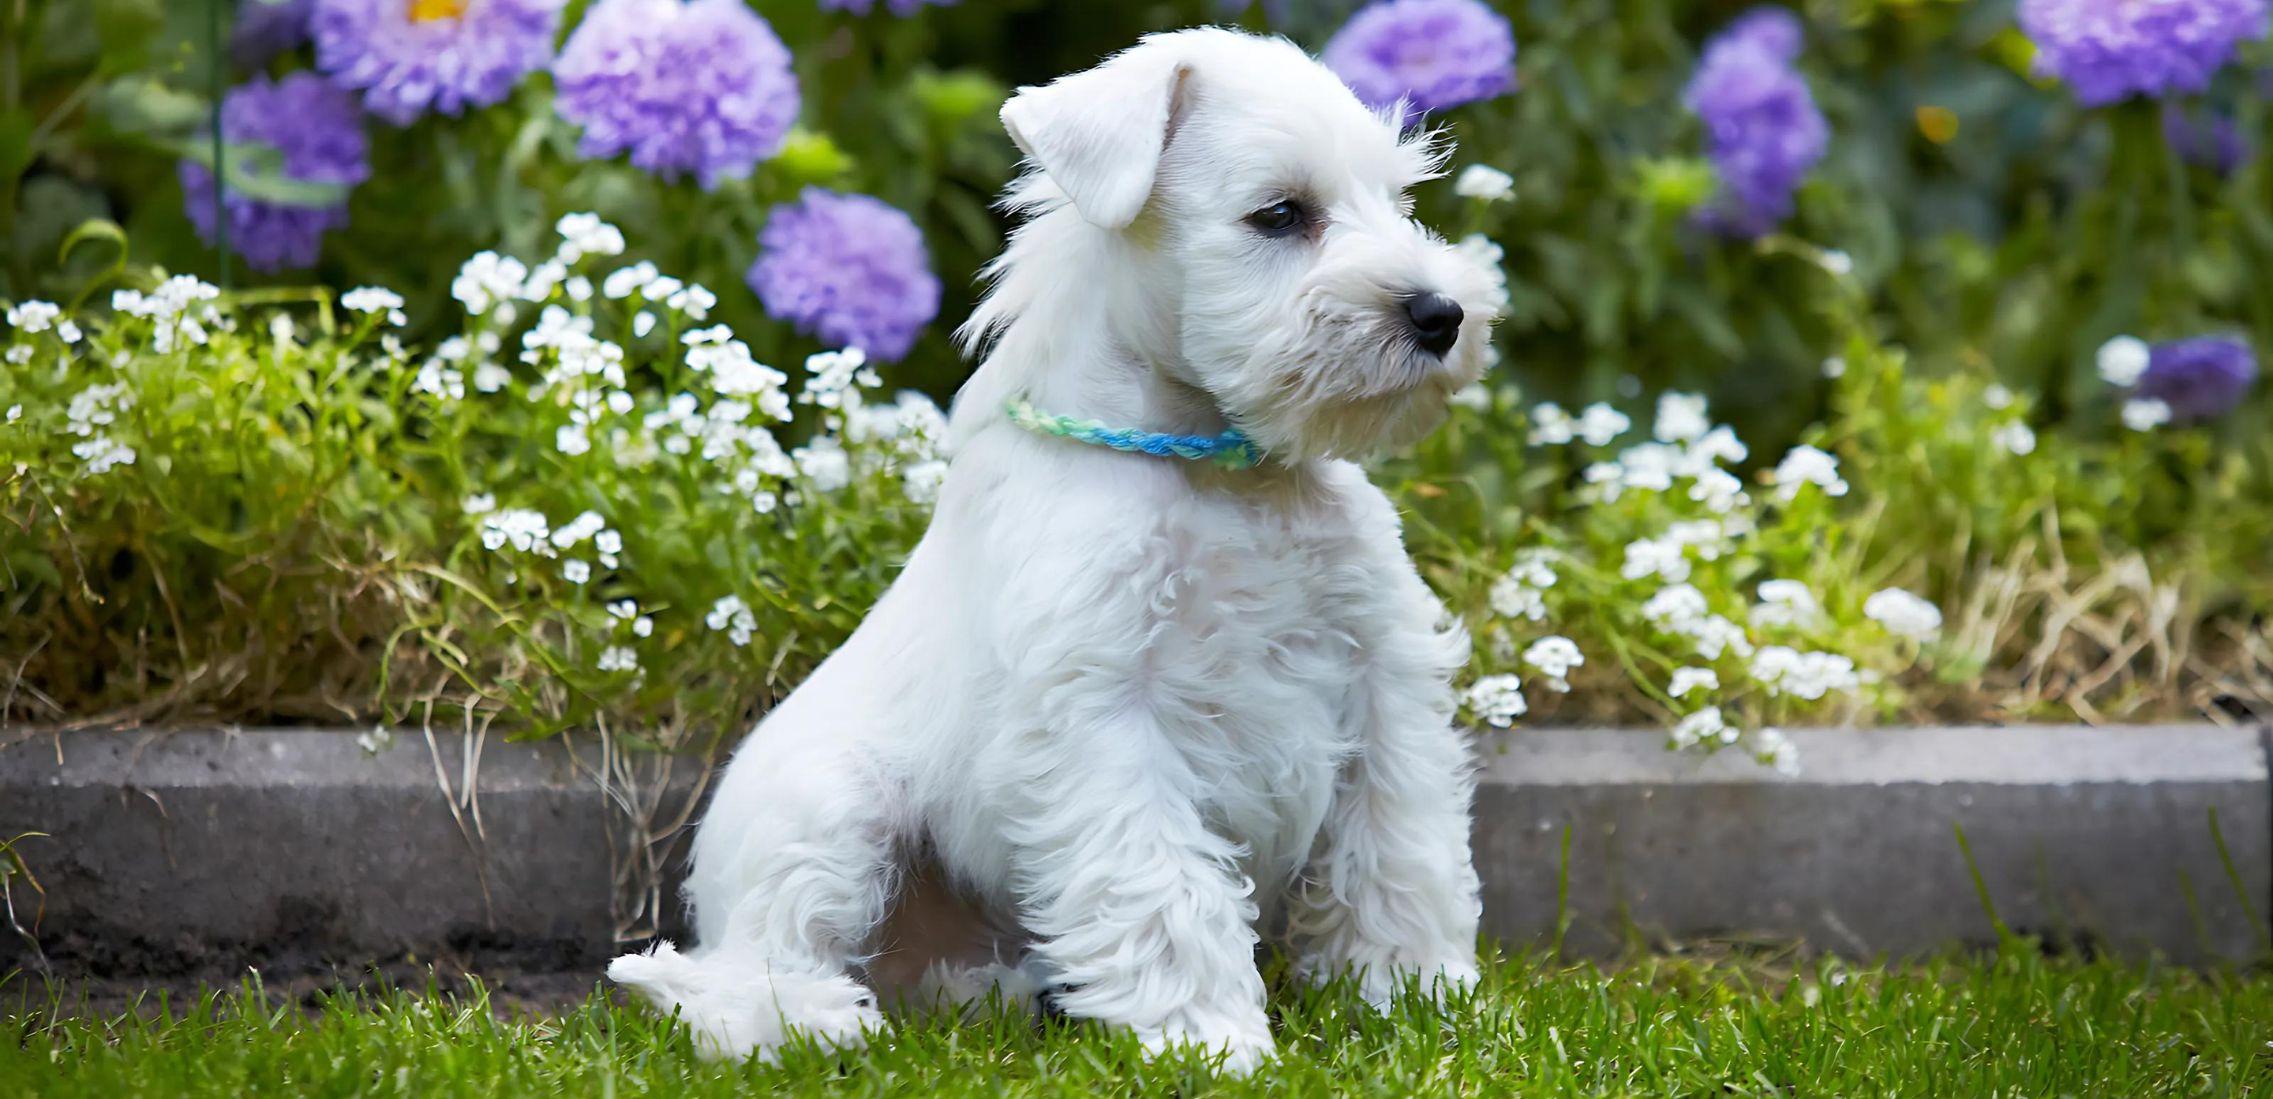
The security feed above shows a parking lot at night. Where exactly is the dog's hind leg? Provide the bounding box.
[608,731,894,1062]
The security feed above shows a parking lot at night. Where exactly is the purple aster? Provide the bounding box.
[2163,102,2251,175]
[554,0,799,188]
[1322,0,1517,122]
[2135,336,2258,420]
[312,0,564,126]
[818,0,954,14]
[2018,0,2269,107]
[747,189,940,362]
[232,0,314,65]
[179,73,370,272]
[1684,7,1828,238]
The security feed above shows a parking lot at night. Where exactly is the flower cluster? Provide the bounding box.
[312,0,566,125]
[554,0,799,188]
[747,188,942,362]
[2019,0,2269,106]
[2099,333,2259,427]
[179,73,370,272]
[1683,6,1827,237]
[1322,0,1518,122]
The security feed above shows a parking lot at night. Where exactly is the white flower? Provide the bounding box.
[607,598,639,621]
[1668,667,1719,698]
[56,319,81,344]
[1621,536,1691,583]
[566,276,594,303]
[2121,398,2171,432]
[550,511,607,548]
[5,404,19,423]
[2097,335,2151,387]
[1863,587,1942,640]
[1489,550,1558,622]
[633,616,654,638]
[632,311,656,339]
[452,252,529,316]
[473,363,511,393]
[6,345,31,365]
[1749,727,1800,775]
[1687,426,1748,469]
[340,286,407,326]
[1463,674,1529,727]
[1522,636,1583,692]
[1820,249,1854,276]
[799,348,878,409]
[1686,615,1751,660]
[463,493,496,515]
[480,509,551,553]
[602,261,660,300]
[903,459,949,504]
[667,284,717,319]
[1453,164,1515,202]
[1671,706,1735,748]
[5,300,60,333]
[1991,420,2036,456]
[1821,356,1846,379]
[1749,646,1860,700]
[597,645,639,673]
[1751,579,1821,630]
[1984,384,2015,410]
[65,383,133,436]
[1641,584,1710,630]
[1575,402,1630,446]
[562,559,591,584]
[555,213,626,264]
[1653,391,1710,443]
[1770,444,1848,501]
[1527,402,1576,445]
[556,424,592,456]
[72,435,137,474]
[706,595,757,647]
[795,439,852,492]
[412,362,466,400]
[1688,467,1748,513]
[356,726,395,754]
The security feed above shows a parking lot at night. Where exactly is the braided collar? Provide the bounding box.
[1005,396,1263,470]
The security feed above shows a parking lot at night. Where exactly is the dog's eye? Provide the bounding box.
[1245,200,1309,238]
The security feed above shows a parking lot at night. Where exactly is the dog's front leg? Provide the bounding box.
[1001,709,1274,1072]
[1287,559,1483,1011]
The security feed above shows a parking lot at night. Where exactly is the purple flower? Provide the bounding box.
[232,0,315,65]
[2136,336,2258,420]
[1684,7,1828,238]
[747,189,940,362]
[2018,0,2269,107]
[1322,0,1517,121]
[312,0,564,125]
[179,73,370,272]
[554,0,799,188]
[2163,102,2251,175]
[818,0,954,14]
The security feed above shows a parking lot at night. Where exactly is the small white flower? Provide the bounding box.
[1453,164,1515,202]
[480,508,551,553]
[2121,397,2171,432]
[1489,550,1557,622]
[473,363,511,393]
[1821,356,1846,379]
[72,435,137,474]
[1527,402,1576,445]
[1770,445,1848,501]
[562,559,591,584]
[2097,335,2151,387]
[1575,402,1631,447]
[602,261,659,301]
[795,439,852,492]
[1984,384,2015,410]
[1641,584,1710,630]
[1621,536,1691,583]
[632,311,656,339]
[607,598,639,621]
[1668,667,1719,698]
[463,493,497,515]
[1749,646,1861,700]
[556,424,592,456]
[1751,579,1821,630]
[452,252,530,316]
[1671,706,1733,749]
[706,594,757,647]
[565,276,594,303]
[340,286,407,326]
[4,345,29,365]
[1653,391,1710,443]
[356,726,395,754]
[55,319,81,344]
[597,645,639,673]
[903,459,949,504]
[1522,636,1584,692]
[1463,674,1529,728]
[1863,587,1942,640]
[633,616,654,638]
[6,300,61,333]
[5,404,20,423]
[1749,726,1801,775]
[1820,250,1854,276]
[1991,420,2036,456]
[555,213,626,263]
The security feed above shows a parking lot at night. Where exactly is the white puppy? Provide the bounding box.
[610,26,1500,1071]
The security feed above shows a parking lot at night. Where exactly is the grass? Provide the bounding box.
[7,948,2271,1096]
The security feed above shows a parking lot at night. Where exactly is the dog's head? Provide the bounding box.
[999,27,1501,460]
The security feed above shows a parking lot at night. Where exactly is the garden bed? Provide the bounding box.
[4,723,2264,982]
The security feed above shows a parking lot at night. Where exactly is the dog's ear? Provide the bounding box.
[1000,45,1195,231]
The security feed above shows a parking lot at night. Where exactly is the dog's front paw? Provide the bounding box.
[1133,1016,1276,1075]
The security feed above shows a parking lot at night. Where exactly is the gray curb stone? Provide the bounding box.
[2,724,2266,976]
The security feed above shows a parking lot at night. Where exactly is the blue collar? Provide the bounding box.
[1004,396,1264,469]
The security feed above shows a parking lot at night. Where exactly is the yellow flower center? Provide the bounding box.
[406,0,467,23]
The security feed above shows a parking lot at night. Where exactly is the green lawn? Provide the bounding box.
[8,949,2270,1096]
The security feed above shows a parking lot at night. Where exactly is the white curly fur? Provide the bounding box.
[610,27,1496,1073]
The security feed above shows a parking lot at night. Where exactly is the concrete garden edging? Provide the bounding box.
[1,724,2266,978]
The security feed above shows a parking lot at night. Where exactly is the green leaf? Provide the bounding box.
[167,140,356,209]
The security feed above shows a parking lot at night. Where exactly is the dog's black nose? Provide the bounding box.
[1404,292,1463,356]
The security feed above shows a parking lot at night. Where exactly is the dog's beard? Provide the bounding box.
[1208,295,1482,462]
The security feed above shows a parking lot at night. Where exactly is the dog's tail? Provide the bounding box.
[608,941,880,1062]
